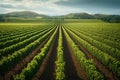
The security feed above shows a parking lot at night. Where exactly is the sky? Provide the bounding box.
[0,0,120,15]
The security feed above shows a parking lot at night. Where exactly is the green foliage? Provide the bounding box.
[63,27,104,80]
[55,27,66,80]
[0,28,52,58]
[0,27,55,73]
[13,26,58,80]
[100,15,120,23]
[67,27,120,60]
[65,26,120,77]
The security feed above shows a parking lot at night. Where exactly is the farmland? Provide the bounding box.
[0,19,120,80]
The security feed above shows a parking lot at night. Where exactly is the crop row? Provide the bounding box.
[0,26,53,49]
[66,24,120,42]
[13,26,58,80]
[0,27,53,58]
[0,26,56,74]
[0,28,37,42]
[65,27,120,77]
[67,27,120,60]
[55,26,65,80]
[68,26,120,50]
[0,25,53,42]
[0,25,40,39]
[62,26,104,80]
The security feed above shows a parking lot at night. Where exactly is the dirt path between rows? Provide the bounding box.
[2,32,53,80]
[32,30,58,80]
[69,32,119,80]
[62,29,87,80]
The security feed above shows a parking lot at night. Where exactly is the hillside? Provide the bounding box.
[94,14,120,23]
[6,11,41,17]
[0,11,120,22]
[0,11,50,20]
[61,13,95,19]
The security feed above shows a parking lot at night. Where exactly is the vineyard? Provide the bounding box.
[0,20,120,80]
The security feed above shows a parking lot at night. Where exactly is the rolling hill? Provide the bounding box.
[60,13,95,19]
[0,11,120,22]
[0,11,50,19]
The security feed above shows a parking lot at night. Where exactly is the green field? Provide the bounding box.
[0,19,120,80]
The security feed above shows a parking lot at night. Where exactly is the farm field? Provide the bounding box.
[0,19,120,80]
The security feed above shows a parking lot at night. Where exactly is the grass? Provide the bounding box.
[63,19,105,23]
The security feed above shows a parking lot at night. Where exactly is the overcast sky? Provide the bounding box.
[0,0,120,15]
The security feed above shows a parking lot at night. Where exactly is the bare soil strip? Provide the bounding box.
[3,32,53,80]
[32,31,58,80]
[62,30,87,80]
[69,34,119,80]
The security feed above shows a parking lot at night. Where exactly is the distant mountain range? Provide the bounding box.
[0,11,120,22]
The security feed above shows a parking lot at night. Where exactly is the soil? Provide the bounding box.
[2,31,53,80]
[69,32,119,80]
[33,28,87,80]
[32,30,58,80]
[62,29,87,80]
[2,26,118,80]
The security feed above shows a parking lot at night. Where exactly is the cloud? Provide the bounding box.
[0,0,120,15]
[56,0,120,9]
[0,4,15,8]
[0,0,81,15]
